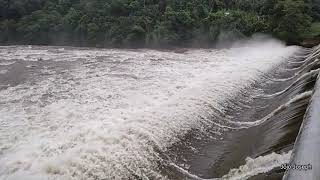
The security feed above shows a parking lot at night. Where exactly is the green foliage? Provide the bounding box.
[303,22,320,38]
[0,19,16,42]
[16,10,63,44]
[272,0,312,43]
[204,10,268,41]
[310,0,320,20]
[0,0,318,47]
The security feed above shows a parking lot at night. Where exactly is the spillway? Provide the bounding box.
[0,38,319,180]
[283,45,320,180]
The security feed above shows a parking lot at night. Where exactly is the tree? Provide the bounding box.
[204,10,268,42]
[311,0,320,20]
[16,10,62,44]
[273,0,312,43]
[0,19,16,43]
[0,0,319,47]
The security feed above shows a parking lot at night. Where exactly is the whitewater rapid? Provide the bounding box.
[0,39,300,179]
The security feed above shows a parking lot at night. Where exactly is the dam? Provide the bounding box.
[0,39,319,180]
[283,45,320,180]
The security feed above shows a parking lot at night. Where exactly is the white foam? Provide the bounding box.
[218,151,292,180]
[260,69,319,98]
[0,40,300,179]
[0,69,8,74]
[229,91,313,128]
[0,61,16,66]
[172,150,291,180]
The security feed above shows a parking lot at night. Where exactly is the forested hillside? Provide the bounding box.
[0,0,320,47]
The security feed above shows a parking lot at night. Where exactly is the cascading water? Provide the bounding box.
[0,38,319,180]
[166,45,320,180]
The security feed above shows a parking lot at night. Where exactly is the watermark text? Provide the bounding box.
[281,163,312,171]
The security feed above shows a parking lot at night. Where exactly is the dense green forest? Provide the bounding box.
[0,0,320,47]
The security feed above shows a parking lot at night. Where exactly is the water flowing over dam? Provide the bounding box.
[0,39,319,180]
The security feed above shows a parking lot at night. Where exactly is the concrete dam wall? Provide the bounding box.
[284,45,320,180]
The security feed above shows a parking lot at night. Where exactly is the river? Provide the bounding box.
[0,38,318,180]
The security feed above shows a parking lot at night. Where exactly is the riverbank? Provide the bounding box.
[300,37,320,48]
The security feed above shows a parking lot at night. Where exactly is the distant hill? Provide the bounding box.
[0,0,319,48]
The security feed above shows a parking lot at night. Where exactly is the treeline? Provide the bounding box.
[0,0,319,48]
